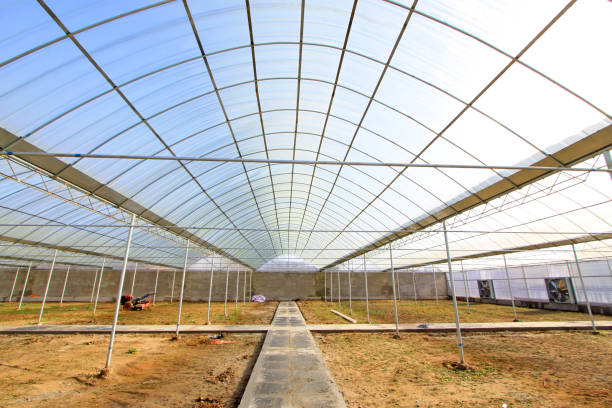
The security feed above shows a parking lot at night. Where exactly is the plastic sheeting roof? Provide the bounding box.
[1,0,611,270]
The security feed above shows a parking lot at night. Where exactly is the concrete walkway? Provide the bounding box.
[238,301,346,408]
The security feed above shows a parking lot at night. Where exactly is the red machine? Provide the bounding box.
[121,293,153,311]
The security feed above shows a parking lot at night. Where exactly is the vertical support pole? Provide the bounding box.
[60,266,70,305]
[521,265,531,300]
[324,269,327,302]
[443,221,465,364]
[235,268,239,311]
[460,261,470,314]
[206,255,214,325]
[38,250,58,325]
[249,269,252,300]
[170,270,176,303]
[90,268,99,303]
[502,254,519,322]
[412,270,418,302]
[337,267,341,308]
[396,268,401,302]
[130,263,138,297]
[348,260,352,314]
[243,269,246,304]
[224,261,229,317]
[8,267,20,302]
[330,268,333,304]
[572,244,597,333]
[432,265,439,304]
[363,254,370,323]
[18,262,32,310]
[93,258,106,315]
[175,240,190,338]
[105,214,135,371]
[389,244,400,338]
[153,268,159,305]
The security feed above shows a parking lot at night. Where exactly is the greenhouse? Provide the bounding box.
[0,0,611,406]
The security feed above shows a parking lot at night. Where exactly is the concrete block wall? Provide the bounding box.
[0,267,447,302]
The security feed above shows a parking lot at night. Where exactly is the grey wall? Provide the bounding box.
[0,266,447,302]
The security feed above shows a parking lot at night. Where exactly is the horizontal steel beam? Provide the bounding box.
[1,151,611,173]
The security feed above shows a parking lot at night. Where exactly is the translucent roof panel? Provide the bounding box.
[0,0,610,271]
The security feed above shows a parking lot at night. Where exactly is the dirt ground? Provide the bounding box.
[298,300,612,324]
[0,332,263,407]
[315,330,612,407]
[0,301,278,326]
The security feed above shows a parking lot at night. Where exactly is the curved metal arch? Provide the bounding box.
[3,0,606,121]
[143,149,420,233]
[167,171,395,250]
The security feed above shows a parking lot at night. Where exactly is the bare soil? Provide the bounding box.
[315,331,612,407]
[0,332,263,407]
[298,299,612,324]
[0,301,278,326]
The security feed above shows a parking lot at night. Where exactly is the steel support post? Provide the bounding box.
[412,270,418,302]
[60,266,70,305]
[8,267,20,302]
[443,221,465,364]
[330,268,333,305]
[521,266,531,300]
[93,258,106,315]
[572,244,597,333]
[90,268,99,303]
[389,245,400,338]
[502,254,519,321]
[207,255,214,324]
[243,270,246,305]
[363,254,370,323]
[432,265,439,304]
[235,269,239,310]
[37,250,58,325]
[460,261,470,314]
[153,268,159,305]
[170,270,176,303]
[130,263,138,297]
[249,269,252,300]
[224,261,229,317]
[348,260,352,314]
[175,240,190,338]
[337,267,341,308]
[18,262,32,310]
[324,269,327,302]
[105,214,135,371]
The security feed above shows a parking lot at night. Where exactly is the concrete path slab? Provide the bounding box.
[238,302,346,408]
[0,324,269,334]
[308,320,612,333]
